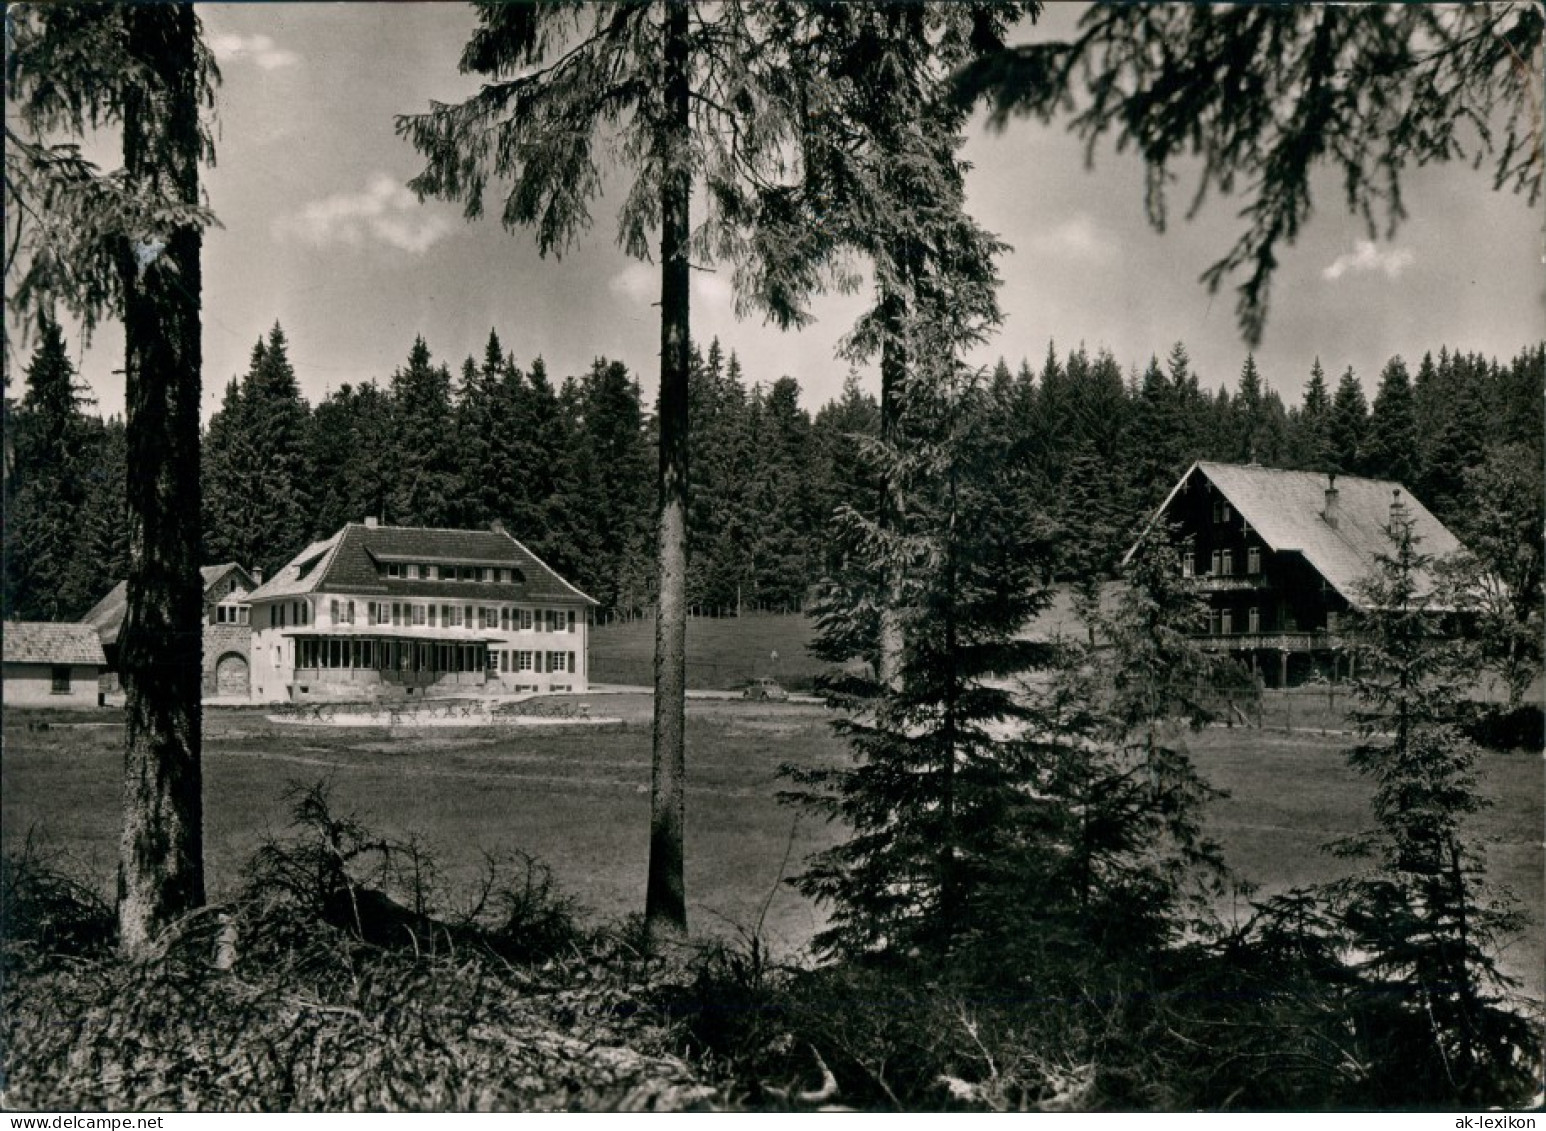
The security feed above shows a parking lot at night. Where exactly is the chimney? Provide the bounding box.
[252,567,264,586]
[490,519,506,535]
[364,516,378,528]
[1323,473,1339,530]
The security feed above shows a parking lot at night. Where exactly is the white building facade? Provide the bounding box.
[246,519,597,704]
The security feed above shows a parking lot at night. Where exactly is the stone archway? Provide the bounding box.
[215,652,249,697]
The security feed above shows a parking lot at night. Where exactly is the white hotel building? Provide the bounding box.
[246,519,597,703]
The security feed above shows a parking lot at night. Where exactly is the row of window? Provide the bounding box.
[267,600,576,632]
[294,636,576,676]
[355,601,575,633]
[1206,609,1340,635]
[1181,547,1263,578]
[497,650,573,674]
[382,562,520,584]
[214,605,251,624]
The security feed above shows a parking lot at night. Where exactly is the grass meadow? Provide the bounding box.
[3,693,1541,1000]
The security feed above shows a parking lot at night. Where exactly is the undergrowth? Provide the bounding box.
[4,781,1539,1112]
[0,783,712,1112]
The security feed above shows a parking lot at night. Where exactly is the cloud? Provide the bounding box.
[211,33,300,70]
[609,262,656,303]
[1026,214,1116,262]
[692,270,733,312]
[275,174,453,255]
[1322,239,1415,281]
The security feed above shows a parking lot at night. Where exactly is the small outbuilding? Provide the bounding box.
[83,562,257,698]
[3,621,108,708]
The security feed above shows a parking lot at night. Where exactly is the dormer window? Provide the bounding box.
[386,562,403,579]
[1212,500,1232,524]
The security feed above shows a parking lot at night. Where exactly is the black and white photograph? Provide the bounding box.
[3,1,1543,1115]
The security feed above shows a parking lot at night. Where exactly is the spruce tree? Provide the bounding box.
[1291,358,1333,471]
[1326,500,1535,1106]
[1328,367,1368,475]
[4,319,95,619]
[789,363,1053,961]
[1364,355,1419,486]
[387,336,462,529]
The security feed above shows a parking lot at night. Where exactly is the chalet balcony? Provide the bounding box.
[1194,630,1345,652]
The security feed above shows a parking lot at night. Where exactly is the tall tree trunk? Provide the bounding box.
[876,287,906,689]
[645,0,691,945]
[116,4,206,957]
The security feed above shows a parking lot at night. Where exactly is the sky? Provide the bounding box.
[32,3,1546,422]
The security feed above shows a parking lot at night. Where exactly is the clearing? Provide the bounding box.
[2,698,1540,1001]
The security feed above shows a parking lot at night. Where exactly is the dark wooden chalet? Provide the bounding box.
[1130,461,1467,686]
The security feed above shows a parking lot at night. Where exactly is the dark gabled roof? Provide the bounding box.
[81,563,255,645]
[5,621,107,666]
[247,523,598,606]
[1134,461,1466,604]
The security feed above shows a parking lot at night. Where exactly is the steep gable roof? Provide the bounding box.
[82,563,256,645]
[5,621,107,666]
[1138,461,1465,604]
[246,523,598,606]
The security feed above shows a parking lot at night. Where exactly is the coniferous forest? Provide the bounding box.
[5,0,1544,1114]
[6,326,1541,626]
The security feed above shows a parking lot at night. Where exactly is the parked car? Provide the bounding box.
[742,677,789,701]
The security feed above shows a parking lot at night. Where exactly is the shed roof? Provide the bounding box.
[247,524,597,606]
[1139,461,1465,604]
[4,621,108,666]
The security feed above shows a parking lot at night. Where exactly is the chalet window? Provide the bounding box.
[516,651,533,672]
[1326,610,1340,633]
[1212,500,1232,524]
[1209,610,1222,635]
[1247,547,1261,575]
[1248,607,1260,633]
[1211,550,1222,575]
[386,563,402,579]
[1221,609,1234,634]
[1221,550,1234,576]
[545,610,559,633]
[51,666,71,693]
[1181,553,1194,579]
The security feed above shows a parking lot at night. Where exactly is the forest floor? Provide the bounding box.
[3,697,1541,1002]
